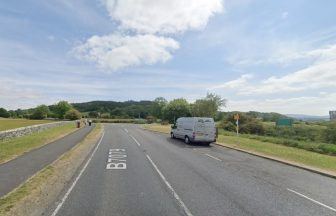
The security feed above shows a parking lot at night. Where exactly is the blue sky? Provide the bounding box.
[0,0,336,115]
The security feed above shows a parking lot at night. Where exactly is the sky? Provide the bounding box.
[0,0,336,115]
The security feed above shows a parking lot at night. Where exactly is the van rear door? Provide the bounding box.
[203,119,215,140]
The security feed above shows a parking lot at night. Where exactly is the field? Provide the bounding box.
[0,118,54,131]
[0,123,77,164]
[143,124,336,173]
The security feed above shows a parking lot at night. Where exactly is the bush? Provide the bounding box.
[0,108,10,118]
[324,123,336,144]
[219,121,236,132]
[146,115,156,124]
[221,113,264,135]
[240,120,264,135]
[100,113,110,119]
[64,109,82,120]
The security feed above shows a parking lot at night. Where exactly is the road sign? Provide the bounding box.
[276,118,293,126]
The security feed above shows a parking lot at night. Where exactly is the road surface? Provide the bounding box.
[48,124,336,216]
[0,125,93,197]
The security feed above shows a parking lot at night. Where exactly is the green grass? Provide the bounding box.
[0,123,76,164]
[217,135,336,173]
[0,118,54,131]
[143,124,336,173]
[0,124,102,215]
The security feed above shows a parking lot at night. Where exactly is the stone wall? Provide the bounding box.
[0,121,72,141]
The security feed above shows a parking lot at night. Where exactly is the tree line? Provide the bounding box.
[0,101,81,120]
[0,93,225,122]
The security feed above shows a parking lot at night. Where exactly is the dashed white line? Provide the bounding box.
[204,153,222,162]
[287,188,336,213]
[146,154,194,216]
[130,135,141,147]
[124,128,128,133]
[51,131,105,216]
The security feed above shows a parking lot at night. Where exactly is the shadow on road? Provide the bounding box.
[165,137,212,149]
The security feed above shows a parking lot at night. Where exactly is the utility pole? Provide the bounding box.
[234,114,240,136]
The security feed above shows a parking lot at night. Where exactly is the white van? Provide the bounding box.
[171,117,217,145]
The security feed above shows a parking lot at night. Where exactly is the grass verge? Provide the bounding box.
[0,124,103,216]
[0,119,54,131]
[0,123,77,164]
[143,124,336,175]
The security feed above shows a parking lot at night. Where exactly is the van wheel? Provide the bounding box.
[171,132,175,139]
[184,136,190,144]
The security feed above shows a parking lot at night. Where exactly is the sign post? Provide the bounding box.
[234,114,240,136]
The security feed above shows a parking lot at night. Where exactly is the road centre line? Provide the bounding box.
[146,154,194,216]
[129,135,141,147]
[287,188,336,213]
[204,153,222,162]
[51,131,105,216]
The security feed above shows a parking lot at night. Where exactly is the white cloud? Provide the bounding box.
[210,74,253,89]
[104,0,223,34]
[228,93,336,115]
[73,0,223,71]
[220,44,336,95]
[73,34,179,71]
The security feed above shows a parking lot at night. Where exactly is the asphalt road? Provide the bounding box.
[49,124,336,216]
[0,125,93,197]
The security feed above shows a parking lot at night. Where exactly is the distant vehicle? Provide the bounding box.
[171,117,216,145]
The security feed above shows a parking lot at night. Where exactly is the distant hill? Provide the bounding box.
[219,111,289,122]
[286,114,329,121]
[72,100,154,118]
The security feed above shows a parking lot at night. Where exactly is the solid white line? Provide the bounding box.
[130,135,141,147]
[146,154,193,216]
[204,153,222,162]
[51,131,105,216]
[124,128,128,133]
[287,188,336,212]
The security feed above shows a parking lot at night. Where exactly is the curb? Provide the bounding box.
[142,127,336,180]
[214,142,336,180]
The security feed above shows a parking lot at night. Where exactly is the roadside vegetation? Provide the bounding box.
[0,101,81,120]
[0,119,54,131]
[0,123,77,164]
[0,124,102,216]
[143,124,336,174]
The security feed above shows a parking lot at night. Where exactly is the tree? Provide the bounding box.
[31,105,50,119]
[88,111,100,118]
[0,108,10,118]
[54,101,72,119]
[64,109,82,120]
[191,93,226,118]
[151,97,167,119]
[162,98,191,123]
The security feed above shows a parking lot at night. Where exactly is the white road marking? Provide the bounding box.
[51,131,105,216]
[106,149,127,170]
[124,128,128,133]
[204,153,222,162]
[146,154,194,216]
[287,188,336,213]
[130,135,141,147]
